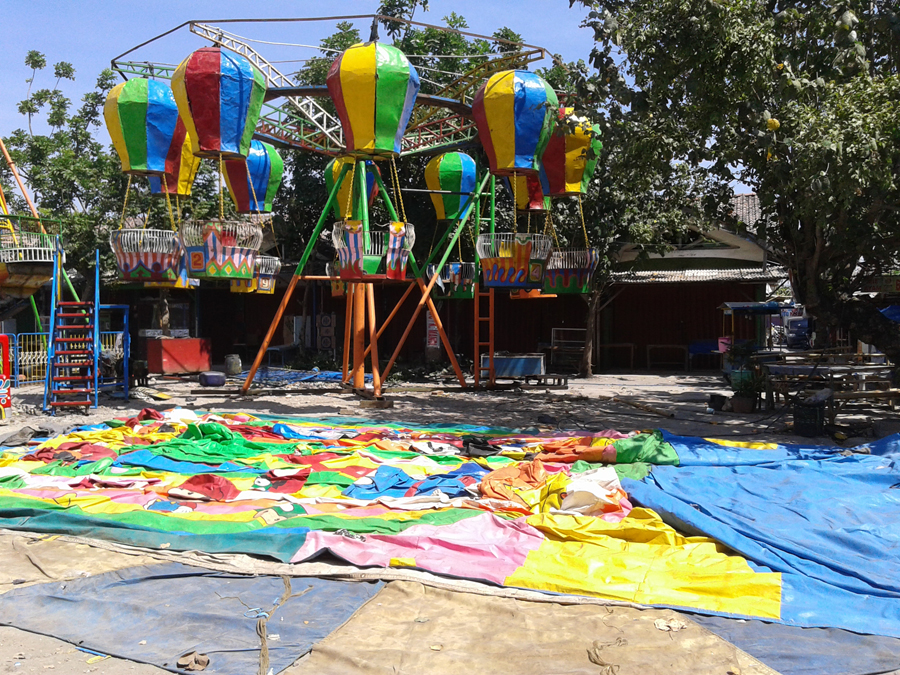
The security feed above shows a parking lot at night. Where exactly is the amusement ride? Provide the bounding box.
[36,14,606,407]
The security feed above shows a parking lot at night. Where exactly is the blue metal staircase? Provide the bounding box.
[43,247,99,413]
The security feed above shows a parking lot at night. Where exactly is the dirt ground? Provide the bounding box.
[1,368,896,673]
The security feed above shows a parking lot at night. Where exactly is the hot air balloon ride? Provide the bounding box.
[104,78,185,283]
[541,107,603,295]
[143,126,203,290]
[326,42,419,281]
[172,47,266,280]
[471,70,557,289]
[424,152,478,299]
[224,139,284,293]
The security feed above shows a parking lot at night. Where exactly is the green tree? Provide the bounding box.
[571,0,900,360]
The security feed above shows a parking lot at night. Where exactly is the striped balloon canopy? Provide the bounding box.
[104,78,181,176]
[172,47,267,160]
[326,42,420,157]
[504,172,550,212]
[148,124,202,197]
[324,157,380,221]
[472,70,558,177]
[424,152,477,222]
[224,140,284,213]
[543,107,603,197]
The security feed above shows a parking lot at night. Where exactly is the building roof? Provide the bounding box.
[613,266,785,284]
[730,194,764,229]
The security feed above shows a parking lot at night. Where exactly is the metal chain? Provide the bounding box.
[343,160,357,220]
[218,156,225,220]
[163,181,177,232]
[390,157,407,223]
[118,175,132,230]
[511,172,517,234]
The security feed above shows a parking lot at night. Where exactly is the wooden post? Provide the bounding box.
[366,284,382,397]
[352,283,366,390]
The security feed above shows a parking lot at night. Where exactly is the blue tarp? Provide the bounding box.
[0,562,383,675]
[690,613,900,675]
[625,432,900,638]
[881,305,900,323]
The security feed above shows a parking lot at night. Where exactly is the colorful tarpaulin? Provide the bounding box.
[424,152,477,221]
[326,42,420,157]
[172,47,267,160]
[1,410,898,640]
[104,78,180,176]
[472,70,558,176]
[224,139,284,213]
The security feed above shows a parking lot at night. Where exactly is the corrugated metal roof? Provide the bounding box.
[613,267,785,284]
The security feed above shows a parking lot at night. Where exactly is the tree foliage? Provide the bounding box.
[571,0,900,358]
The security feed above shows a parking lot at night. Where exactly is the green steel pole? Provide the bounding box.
[293,162,351,277]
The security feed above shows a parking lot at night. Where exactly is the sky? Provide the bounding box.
[0,0,598,136]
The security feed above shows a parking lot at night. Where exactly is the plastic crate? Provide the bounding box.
[793,402,826,437]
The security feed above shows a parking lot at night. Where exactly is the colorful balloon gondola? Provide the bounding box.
[332,221,415,281]
[427,262,477,300]
[541,107,604,295]
[230,254,281,294]
[476,233,552,290]
[171,47,269,280]
[326,42,420,158]
[0,214,55,299]
[104,78,185,283]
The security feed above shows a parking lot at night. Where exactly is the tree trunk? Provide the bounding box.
[580,289,602,377]
[791,223,900,367]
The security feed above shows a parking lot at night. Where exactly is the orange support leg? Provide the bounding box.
[366,284,382,398]
[241,275,299,394]
[342,285,353,384]
[352,283,366,390]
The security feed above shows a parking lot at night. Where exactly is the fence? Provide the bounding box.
[2,332,127,387]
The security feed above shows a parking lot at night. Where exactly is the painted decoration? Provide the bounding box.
[332,222,386,280]
[543,107,603,197]
[326,262,347,297]
[145,251,199,289]
[109,229,182,282]
[171,47,267,159]
[476,233,552,289]
[104,78,180,175]
[424,152,477,221]
[504,172,550,212]
[326,42,420,157]
[385,221,415,281]
[0,334,11,418]
[224,140,284,213]
[180,221,262,279]
[324,157,379,221]
[471,70,559,176]
[543,248,600,294]
[148,125,202,197]
[230,255,281,294]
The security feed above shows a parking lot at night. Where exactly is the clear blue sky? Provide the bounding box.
[1,0,596,136]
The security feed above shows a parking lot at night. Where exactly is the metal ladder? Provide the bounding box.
[473,283,495,388]
[43,247,99,413]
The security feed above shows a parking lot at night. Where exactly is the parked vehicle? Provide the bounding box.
[785,317,810,349]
